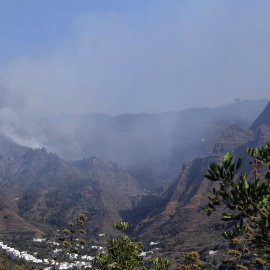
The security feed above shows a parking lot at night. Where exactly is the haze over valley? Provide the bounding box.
[0,91,269,189]
[1,1,270,268]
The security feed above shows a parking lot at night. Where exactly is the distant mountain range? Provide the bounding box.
[39,99,270,189]
[0,98,269,256]
[1,97,269,189]
[131,102,270,258]
[0,136,142,238]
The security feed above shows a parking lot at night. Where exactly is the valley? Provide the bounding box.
[0,99,269,268]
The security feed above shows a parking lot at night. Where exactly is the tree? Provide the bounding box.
[94,221,146,270]
[204,142,270,269]
[149,257,172,270]
[181,251,203,270]
[51,214,87,270]
[94,221,172,270]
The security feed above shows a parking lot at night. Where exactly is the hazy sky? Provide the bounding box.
[1,0,270,115]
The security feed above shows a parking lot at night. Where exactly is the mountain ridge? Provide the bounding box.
[0,135,143,238]
[0,99,269,254]
[2,98,269,189]
[131,102,270,257]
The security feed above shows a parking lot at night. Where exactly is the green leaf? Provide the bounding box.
[221,213,234,221]
[224,152,233,162]
[208,203,215,209]
[204,173,217,181]
[243,179,249,189]
[236,157,242,170]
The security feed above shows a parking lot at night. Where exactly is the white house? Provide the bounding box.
[138,252,147,257]
[33,238,46,242]
[92,245,104,250]
[149,241,159,246]
[209,250,218,255]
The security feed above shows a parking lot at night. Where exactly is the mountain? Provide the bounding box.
[250,101,270,131]
[0,195,42,237]
[1,98,268,189]
[0,135,143,238]
[131,102,270,258]
[45,99,269,189]
[0,99,269,253]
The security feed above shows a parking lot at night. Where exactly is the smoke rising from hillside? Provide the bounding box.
[0,1,270,186]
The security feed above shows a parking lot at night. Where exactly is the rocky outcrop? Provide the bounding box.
[0,134,143,238]
[212,124,254,154]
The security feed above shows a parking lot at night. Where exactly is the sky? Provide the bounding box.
[0,0,270,115]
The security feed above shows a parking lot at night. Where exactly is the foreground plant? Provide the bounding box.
[94,221,172,270]
[51,214,87,270]
[149,257,172,270]
[204,142,270,268]
[180,251,203,270]
[94,221,146,270]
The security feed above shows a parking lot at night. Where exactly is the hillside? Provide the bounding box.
[0,135,143,238]
[40,99,269,189]
[131,102,270,258]
[0,195,42,237]
[250,101,270,131]
[2,97,269,189]
[0,100,269,254]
